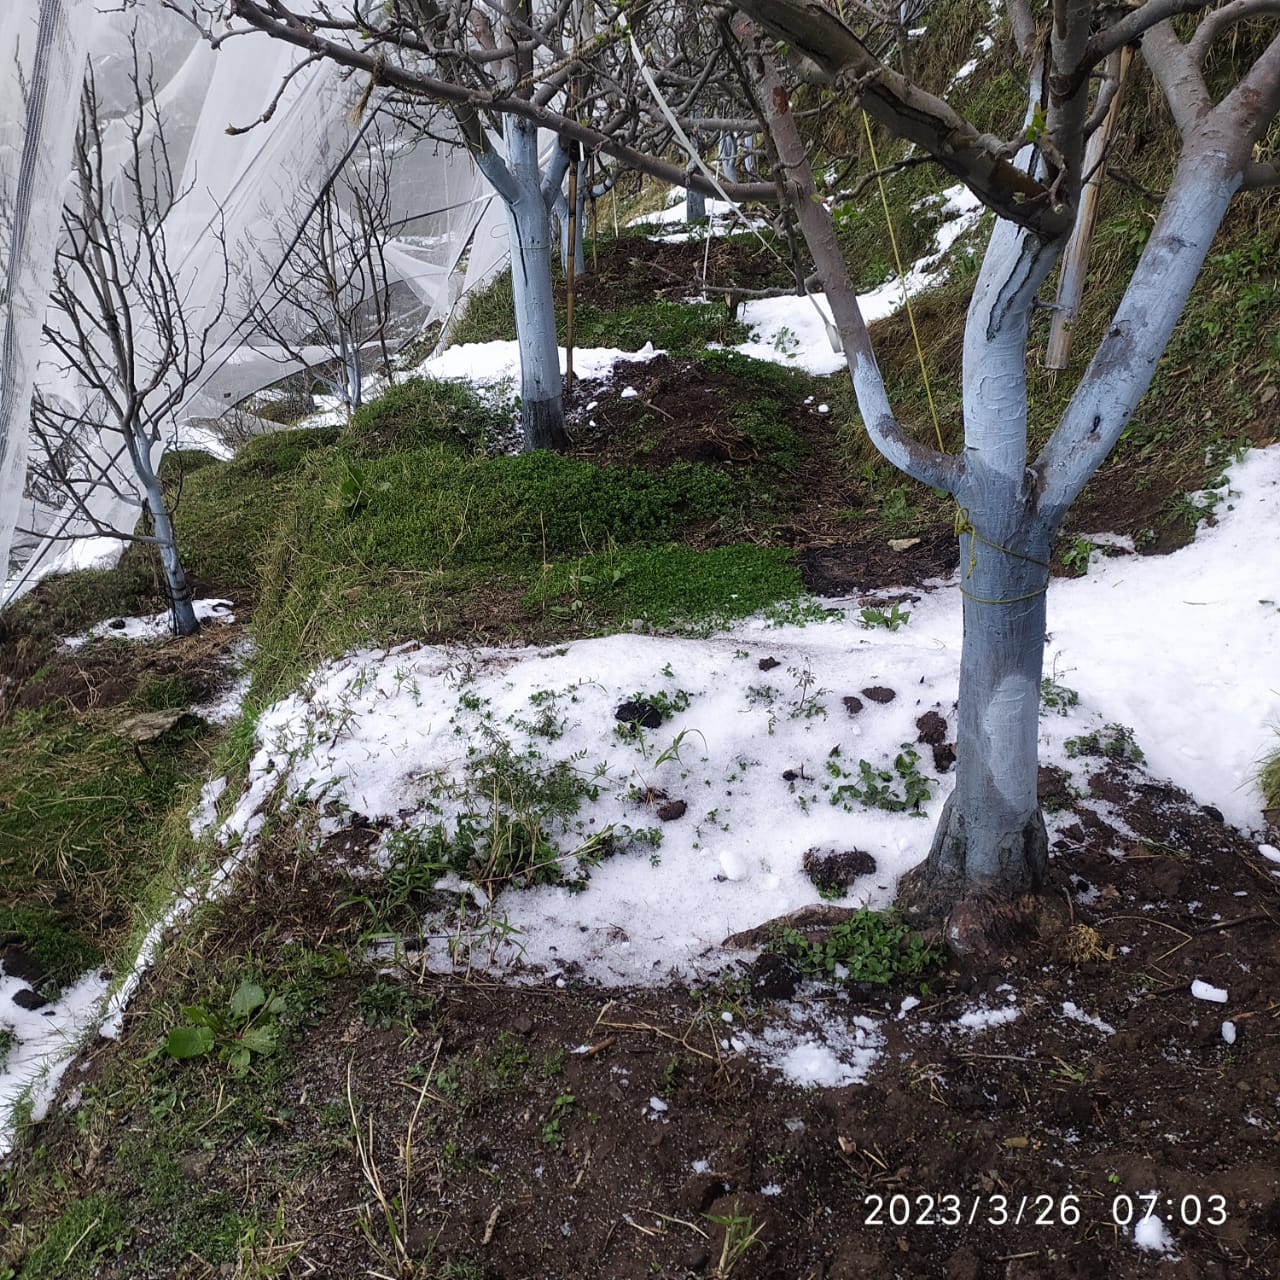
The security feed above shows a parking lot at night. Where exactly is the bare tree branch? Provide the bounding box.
[728,0,1075,239]
[1086,0,1217,63]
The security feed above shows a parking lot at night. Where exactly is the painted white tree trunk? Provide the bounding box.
[754,55,1258,931]
[921,142,1241,917]
[138,468,198,636]
[920,220,1059,900]
[477,117,567,451]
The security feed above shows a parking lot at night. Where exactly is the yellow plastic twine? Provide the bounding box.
[861,111,1049,605]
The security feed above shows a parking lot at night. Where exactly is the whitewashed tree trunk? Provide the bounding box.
[921,221,1059,904]
[134,450,198,636]
[146,487,198,637]
[494,117,567,451]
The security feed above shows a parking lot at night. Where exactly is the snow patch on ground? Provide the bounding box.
[1,968,110,1158]
[1047,445,1280,832]
[63,598,235,650]
[1133,1208,1179,1256]
[1061,1001,1114,1035]
[957,1004,1020,1032]
[725,185,985,377]
[731,1004,884,1088]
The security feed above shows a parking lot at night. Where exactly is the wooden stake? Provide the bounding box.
[1045,48,1133,370]
[566,151,579,397]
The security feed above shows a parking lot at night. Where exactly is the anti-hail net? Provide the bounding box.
[2,0,512,601]
[0,0,94,600]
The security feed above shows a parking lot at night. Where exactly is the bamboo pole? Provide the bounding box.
[566,151,579,397]
[1045,47,1132,370]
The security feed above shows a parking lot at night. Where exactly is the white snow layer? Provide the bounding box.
[63,598,235,650]
[195,444,1280,995]
[1133,1209,1179,1256]
[1048,444,1280,831]
[0,967,110,1158]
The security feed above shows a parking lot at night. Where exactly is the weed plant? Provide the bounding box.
[771,908,945,986]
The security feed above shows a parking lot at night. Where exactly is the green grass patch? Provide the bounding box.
[450,269,751,354]
[698,348,812,395]
[325,447,744,572]
[0,706,215,971]
[167,427,340,592]
[525,544,807,633]
[448,269,516,346]
[15,1192,129,1278]
[564,300,749,353]
[341,376,494,455]
[249,398,781,692]
[770,907,946,987]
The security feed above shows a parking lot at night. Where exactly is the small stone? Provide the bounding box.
[681,1246,711,1273]
[117,708,200,744]
[861,686,895,704]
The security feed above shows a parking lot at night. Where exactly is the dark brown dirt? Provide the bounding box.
[562,231,798,312]
[19,750,1276,1280]
[8,620,243,720]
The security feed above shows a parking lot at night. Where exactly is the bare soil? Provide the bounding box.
[53,756,1280,1280]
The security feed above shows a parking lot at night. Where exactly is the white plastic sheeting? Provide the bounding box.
[0,0,95,600]
[3,0,515,600]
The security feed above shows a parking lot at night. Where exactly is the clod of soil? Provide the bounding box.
[932,742,956,772]
[842,695,864,715]
[0,944,44,986]
[656,799,687,822]
[614,698,663,730]
[861,685,896,704]
[796,530,958,595]
[916,709,948,745]
[757,656,780,671]
[802,847,878,897]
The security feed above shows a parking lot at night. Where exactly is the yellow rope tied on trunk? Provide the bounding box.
[861,113,1050,605]
[862,113,945,456]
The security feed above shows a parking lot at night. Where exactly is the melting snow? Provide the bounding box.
[1190,980,1228,1003]
[63,598,235,650]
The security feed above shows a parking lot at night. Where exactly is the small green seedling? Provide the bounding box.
[164,980,287,1075]
[859,601,911,631]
